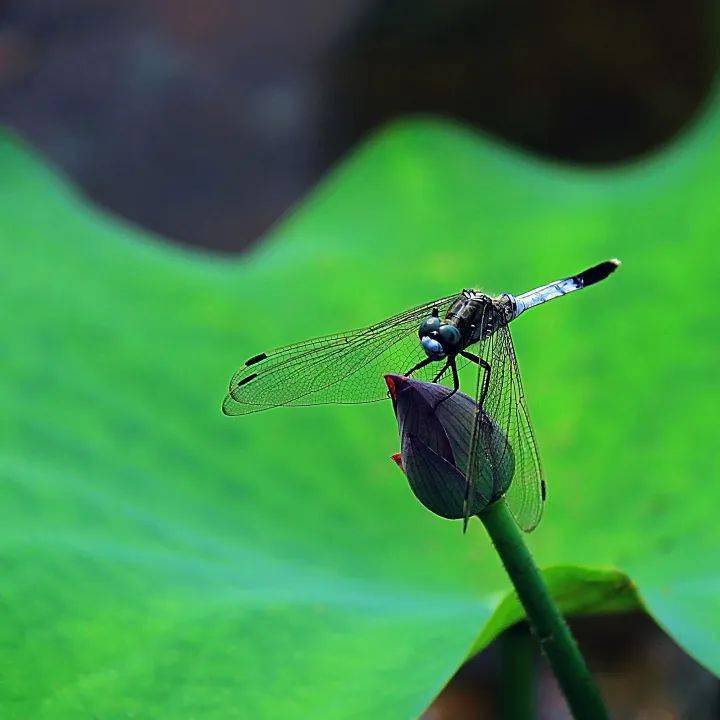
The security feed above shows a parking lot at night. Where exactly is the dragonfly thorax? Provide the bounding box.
[417,291,513,360]
[445,291,514,345]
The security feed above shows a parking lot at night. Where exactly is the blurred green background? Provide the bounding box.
[1,2,719,718]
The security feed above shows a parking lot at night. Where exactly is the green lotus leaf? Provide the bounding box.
[1,89,719,717]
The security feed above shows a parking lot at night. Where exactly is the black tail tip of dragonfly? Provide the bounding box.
[577,258,621,288]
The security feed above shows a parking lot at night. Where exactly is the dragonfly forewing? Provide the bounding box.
[222,295,458,415]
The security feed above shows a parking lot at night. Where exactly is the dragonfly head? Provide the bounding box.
[418,315,461,360]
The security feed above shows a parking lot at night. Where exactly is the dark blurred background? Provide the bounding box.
[0,0,717,251]
[1,1,718,717]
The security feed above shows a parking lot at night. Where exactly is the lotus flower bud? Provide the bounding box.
[385,374,514,520]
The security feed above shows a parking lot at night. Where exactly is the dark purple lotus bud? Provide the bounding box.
[386,374,514,520]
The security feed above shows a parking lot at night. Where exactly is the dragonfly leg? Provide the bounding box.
[450,359,460,393]
[431,361,450,384]
[432,358,460,410]
[404,356,433,377]
[460,350,491,407]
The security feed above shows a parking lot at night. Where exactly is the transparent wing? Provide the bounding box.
[464,323,545,532]
[222,294,459,415]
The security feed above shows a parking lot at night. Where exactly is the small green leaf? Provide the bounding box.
[1,89,719,718]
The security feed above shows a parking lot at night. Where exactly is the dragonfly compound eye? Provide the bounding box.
[438,323,461,347]
[420,335,445,359]
[418,316,442,338]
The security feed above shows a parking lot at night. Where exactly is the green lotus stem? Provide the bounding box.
[480,499,609,720]
[500,623,535,720]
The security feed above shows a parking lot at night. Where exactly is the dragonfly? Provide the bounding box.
[223,259,621,532]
